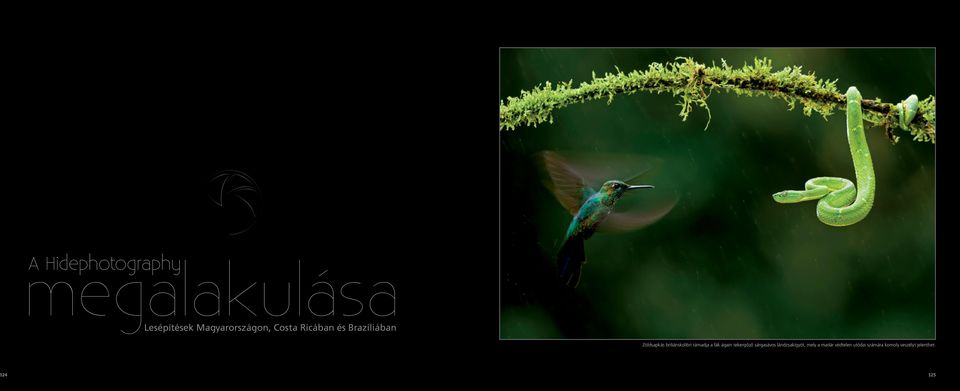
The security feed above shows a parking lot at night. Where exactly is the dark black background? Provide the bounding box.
[1,24,498,383]
[0,19,948,384]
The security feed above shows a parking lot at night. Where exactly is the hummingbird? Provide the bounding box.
[539,151,675,288]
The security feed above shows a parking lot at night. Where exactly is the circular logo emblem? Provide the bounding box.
[209,170,260,236]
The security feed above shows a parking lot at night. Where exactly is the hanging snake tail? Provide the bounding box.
[897,94,919,130]
[557,234,585,288]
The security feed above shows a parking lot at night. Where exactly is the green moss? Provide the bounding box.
[500,57,936,144]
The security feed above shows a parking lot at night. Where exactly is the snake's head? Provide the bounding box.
[772,191,789,203]
[772,190,802,204]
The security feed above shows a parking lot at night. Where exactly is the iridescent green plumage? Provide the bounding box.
[539,151,674,288]
[563,181,652,240]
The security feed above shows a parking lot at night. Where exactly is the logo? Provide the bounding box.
[209,170,260,236]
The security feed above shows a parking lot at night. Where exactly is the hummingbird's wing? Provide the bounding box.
[538,151,595,215]
[538,151,663,215]
[597,196,678,232]
[542,151,663,187]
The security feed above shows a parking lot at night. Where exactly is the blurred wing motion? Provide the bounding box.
[598,196,678,232]
[537,150,664,216]
[538,151,594,215]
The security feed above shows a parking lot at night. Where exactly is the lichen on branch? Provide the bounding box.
[499,57,936,144]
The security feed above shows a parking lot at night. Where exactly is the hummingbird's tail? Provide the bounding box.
[557,235,585,288]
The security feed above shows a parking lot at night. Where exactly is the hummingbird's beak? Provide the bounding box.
[626,184,654,191]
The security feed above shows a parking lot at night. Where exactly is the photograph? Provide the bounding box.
[500,48,935,340]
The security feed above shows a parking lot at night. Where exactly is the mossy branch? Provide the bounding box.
[499,57,936,144]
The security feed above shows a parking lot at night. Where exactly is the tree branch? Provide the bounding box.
[499,57,936,144]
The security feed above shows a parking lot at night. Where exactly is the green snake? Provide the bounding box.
[772,86,919,227]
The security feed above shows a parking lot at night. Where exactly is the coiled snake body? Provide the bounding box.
[772,86,918,227]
